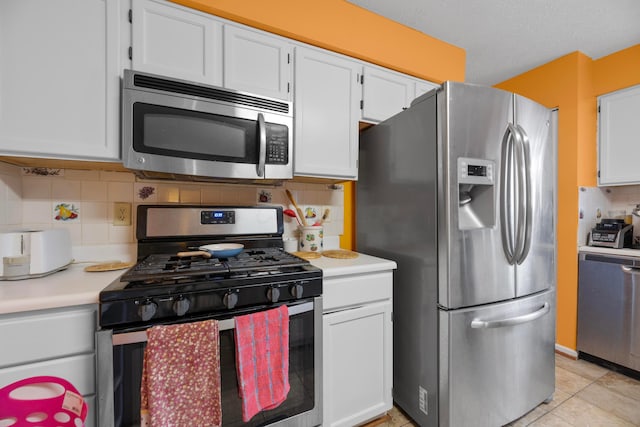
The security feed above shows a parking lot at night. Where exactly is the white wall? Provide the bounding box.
[0,162,344,260]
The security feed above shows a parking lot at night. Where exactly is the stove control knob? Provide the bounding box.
[267,287,280,303]
[223,291,239,309]
[172,297,190,316]
[138,300,157,321]
[291,283,304,299]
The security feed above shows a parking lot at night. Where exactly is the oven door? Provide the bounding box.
[96,298,322,427]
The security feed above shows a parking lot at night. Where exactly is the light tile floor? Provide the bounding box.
[378,354,640,427]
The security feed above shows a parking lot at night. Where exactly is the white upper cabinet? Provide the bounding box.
[132,1,292,100]
[361,65,440,124]
[223,25,292,101]
[294,46,361,180]
[0,0,125,161]
[414,79,440,100]
[361,65,414,123]
[132,0,223,86]
[598,84,640,186]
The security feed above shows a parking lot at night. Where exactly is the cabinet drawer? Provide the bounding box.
[0,305,96,367]
[323,271,392,312]
[0,353,96,396]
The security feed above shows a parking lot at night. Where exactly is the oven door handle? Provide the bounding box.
[111,302,314,345]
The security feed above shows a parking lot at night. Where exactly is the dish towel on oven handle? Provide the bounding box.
[140,319,221,427]
[234,304,290,422]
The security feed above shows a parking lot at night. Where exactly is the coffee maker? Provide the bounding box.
[588,218,633,248]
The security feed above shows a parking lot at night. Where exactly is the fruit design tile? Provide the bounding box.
[54,203,79,221]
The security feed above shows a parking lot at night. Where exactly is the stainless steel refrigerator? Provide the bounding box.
[356,82,557,427]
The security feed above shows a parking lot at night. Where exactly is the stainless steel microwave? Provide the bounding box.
[121,69,293,181]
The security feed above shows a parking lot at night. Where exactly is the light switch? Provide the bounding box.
[113,202,131,226]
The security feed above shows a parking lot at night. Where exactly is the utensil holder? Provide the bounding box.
[298,226,323,252]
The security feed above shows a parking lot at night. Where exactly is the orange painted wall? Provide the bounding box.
[496,44,640,350]
[171,0,465,83]
[593,45,640,96]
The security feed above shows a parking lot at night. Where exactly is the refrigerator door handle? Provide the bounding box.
[470,302,550,328]
[515,125,533,264]
[500,124,517,264]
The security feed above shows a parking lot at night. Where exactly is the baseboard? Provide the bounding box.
[555,343,578,359]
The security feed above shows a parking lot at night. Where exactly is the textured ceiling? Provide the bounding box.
[348,0,640,85]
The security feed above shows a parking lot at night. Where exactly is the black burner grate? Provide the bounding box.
[120,248,309,285]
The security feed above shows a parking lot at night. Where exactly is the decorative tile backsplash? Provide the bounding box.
[0,161,345,251]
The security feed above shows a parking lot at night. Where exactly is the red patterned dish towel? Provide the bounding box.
[140,319,221,427]
[234,305,290,422]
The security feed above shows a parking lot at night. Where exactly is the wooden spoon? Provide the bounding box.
[319,208,330,225]
[285,189,307,226]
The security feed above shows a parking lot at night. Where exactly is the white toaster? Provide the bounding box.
[0,229,73,280]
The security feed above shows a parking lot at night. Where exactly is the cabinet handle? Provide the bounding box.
[621,265,640,273]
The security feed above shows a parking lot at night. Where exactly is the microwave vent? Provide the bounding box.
[133,74,290,114]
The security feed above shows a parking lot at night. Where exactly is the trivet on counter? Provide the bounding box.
[322,250,359,259]
[291,251,321,260]
[84,261,135,272]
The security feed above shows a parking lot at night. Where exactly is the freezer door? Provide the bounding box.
[513,96,555,297]
[439,83,516,308]
[439,290,555,427]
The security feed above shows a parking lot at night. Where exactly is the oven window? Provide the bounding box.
[112,307,315,427]
[133,103,258,163]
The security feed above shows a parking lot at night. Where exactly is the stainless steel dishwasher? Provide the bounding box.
[577,251,640,376]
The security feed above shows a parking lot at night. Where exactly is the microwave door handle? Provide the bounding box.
[257,113,266,177]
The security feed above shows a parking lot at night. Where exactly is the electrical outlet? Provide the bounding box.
[113,202,131,226]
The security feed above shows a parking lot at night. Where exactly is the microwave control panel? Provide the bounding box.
[266,123,289,165]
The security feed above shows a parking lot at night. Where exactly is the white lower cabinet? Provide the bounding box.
[0,305,98,427]
[322,270,393,427]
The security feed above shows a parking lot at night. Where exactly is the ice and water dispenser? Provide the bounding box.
[457,157,496,230]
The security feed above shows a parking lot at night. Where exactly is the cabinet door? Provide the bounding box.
[414,80,439,100]
[598,84,640,185]
[361,66,414,123]
[294,47,360,180]
[132,0,223,86]
[224,25,292,101]
[0,0,123,160]
[323,301,392,427]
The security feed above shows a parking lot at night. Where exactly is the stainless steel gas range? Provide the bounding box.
[96,205,323,427]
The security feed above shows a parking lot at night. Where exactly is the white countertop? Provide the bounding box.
[0,251,397,316]
[579,246,640,258]
[0,263,125,315]
[309,252,397,278]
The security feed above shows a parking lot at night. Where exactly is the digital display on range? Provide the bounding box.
[467,165,487,177]
[201,210,235,224]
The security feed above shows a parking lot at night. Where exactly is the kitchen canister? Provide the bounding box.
[298,226,323,252]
